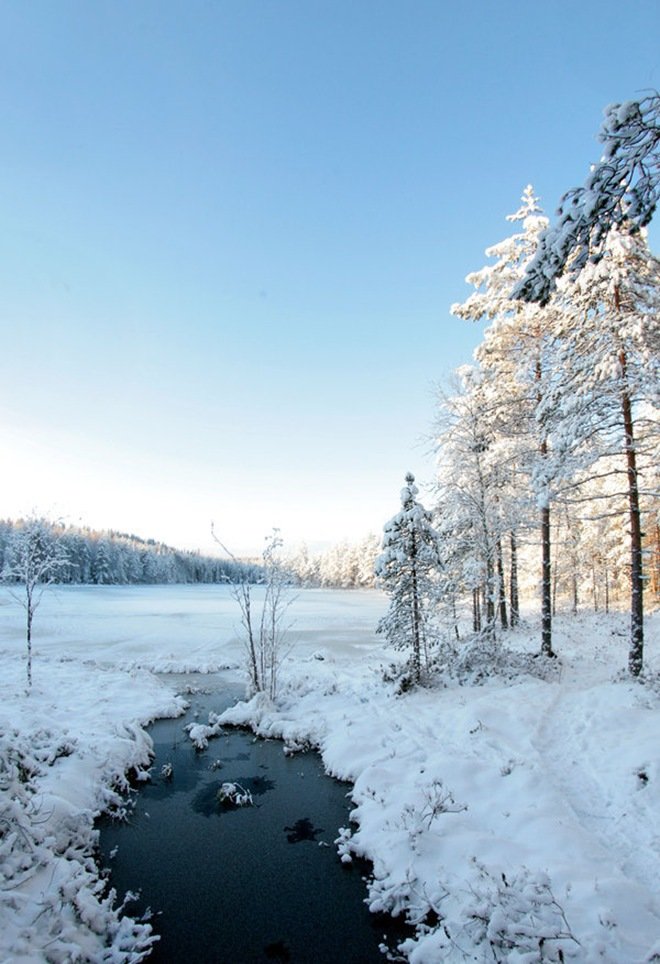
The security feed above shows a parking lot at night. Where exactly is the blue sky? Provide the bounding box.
[1,0,659,555]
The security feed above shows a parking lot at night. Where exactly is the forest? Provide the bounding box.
[423,185,659,675]
[0,519,260,586]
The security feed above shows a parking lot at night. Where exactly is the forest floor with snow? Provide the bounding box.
[0,586,659,962]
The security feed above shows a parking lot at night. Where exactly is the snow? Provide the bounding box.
[216,608,660,962]
[1,585,659,961]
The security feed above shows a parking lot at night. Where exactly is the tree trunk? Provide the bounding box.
[410,533,422,683]
[614,288,644,676]
[509,532,519,627]
[473,587,481,633]
[649,521,660,605]
[452,594,460,642]
[605,568,610,614]
[620,366,644,675]
[537,354,554,658]
[592,565,598,612]
[541,504,554,656]
[26,603,33,690]
[496,538,508,629]
[485,558,495,637]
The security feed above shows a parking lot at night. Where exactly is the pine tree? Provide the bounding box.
[451,187,560,656]
[375,474,441,685]
[434,369,510,639]
[548,223,660,673]
[517,92,660,304]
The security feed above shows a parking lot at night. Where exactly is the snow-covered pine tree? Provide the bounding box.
[434,368,514,638]
[516,92,660,304]
[375,474,441,684]
[548,222,660,674]
[451,187,561,656]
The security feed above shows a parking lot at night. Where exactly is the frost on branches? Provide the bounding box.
[450,188,561,658]
[212,526,293,699]
[375,474,441,685]
[516,92,660,304]
[2,517,69,689]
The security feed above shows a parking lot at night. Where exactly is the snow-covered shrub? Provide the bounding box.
[427,637,562,686]
[461,860,579,962]
[213,527,294,699]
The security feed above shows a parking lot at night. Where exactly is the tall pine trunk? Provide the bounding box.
[541,503,554,656]
[410,531,422,683]
[615,286,644,676]
[537,356,554,657]
[652,523,660,604]
[619,359,644,675]
[485,557,496,637]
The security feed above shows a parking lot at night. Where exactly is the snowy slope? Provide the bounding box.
[0,648,186,960]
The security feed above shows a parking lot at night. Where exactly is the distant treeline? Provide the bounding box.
[0,519,261,586]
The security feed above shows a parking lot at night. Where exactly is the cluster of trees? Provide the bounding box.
[0,519,259,587]
[440,184,659,674]
[378,178,659,681]
[285,535,380,589]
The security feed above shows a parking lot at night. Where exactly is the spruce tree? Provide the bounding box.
[375,474,441,684]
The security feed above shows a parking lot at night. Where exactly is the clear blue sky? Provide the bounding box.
[1,0,659,555]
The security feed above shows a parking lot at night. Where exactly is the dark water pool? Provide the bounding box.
[98,678,407,962]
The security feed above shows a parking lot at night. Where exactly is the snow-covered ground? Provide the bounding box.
[1,585,659,961]
[0,585,385,961]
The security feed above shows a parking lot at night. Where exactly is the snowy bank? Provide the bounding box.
[215,611,660,962]
[0,652,186,961]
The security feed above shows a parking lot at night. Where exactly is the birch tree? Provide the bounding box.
[2,517,69,690]
[212,526,293,699]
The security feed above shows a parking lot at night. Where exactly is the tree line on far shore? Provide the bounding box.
[0,519,261,587]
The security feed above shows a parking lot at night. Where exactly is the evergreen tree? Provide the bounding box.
[548,223,660,673]
[517,92,660,304]
[375,474,441,685]
[451,187,561,656]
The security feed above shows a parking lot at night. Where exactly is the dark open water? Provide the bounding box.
[98,677,408,963]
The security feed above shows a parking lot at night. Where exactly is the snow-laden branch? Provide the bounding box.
[515,92,660,304]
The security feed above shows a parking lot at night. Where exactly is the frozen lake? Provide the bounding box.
[0,584,388,676]
[0,584,396,960]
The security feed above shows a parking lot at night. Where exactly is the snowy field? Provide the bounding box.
[1,585,659,961]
